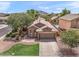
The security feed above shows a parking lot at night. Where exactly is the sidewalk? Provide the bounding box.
[0,24,8,29]
[0,41,15,53]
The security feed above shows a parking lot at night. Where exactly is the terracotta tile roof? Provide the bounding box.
[51,16,59,20]
[36,26,58,32]
[28,16,58,32]
[59,14,79,21]
[28,16,45,28]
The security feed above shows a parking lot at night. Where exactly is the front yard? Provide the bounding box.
[0,44,39,56]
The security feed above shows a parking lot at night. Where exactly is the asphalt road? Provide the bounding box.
[0,26,12,37]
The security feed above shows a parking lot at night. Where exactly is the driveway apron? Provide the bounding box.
[39,41,61,56]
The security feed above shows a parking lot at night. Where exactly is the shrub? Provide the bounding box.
[6,32,12,37]
[60,30,79,48]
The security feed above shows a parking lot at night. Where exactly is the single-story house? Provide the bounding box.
[27,16,58,39]
[59,14,79,30]
[0,16,8,24]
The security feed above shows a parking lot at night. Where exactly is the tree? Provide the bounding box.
[8,13,33,31]
[40,13,56,21]
[7,13,33,40]
[27,9,39,19]
[60,8,71,16]
[60,30,79,48]
[40,14,50,21]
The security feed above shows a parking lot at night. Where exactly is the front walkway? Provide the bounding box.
[0,41,15,53]
[39,41,62,56]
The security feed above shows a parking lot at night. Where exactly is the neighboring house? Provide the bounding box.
[0,13,9,24]
[59,14,79,30]
[28,17,58,39]
[0,16,8,24]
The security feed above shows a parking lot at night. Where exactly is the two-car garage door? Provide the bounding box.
[39,32,55,39]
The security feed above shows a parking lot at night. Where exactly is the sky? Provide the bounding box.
[0,1,79,13]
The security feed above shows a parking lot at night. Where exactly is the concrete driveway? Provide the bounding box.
[39,41,62,56]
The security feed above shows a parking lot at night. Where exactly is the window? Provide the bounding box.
[35,23,45,28]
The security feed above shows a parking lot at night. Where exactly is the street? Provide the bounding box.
[0,25,12,37]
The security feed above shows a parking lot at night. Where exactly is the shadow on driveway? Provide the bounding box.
[35,38,56,42]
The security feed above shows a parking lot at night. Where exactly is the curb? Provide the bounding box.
[0,34,6,40]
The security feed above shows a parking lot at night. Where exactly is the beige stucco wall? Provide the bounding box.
[76,20,79,28]
[71,20,77,28]
[59,19,71,29]
[28,28,37,38]
[71,18,79,28]
[28,27,57,39]
[28,23,57,39]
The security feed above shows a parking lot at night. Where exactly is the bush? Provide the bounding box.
[6,32,12,37]
[60,30,79,48]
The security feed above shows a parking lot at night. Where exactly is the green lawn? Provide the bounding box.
[0,44,39,56]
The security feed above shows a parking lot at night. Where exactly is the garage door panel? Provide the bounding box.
[39,33,55,39]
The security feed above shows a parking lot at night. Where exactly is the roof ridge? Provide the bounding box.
[59,14,79,21]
